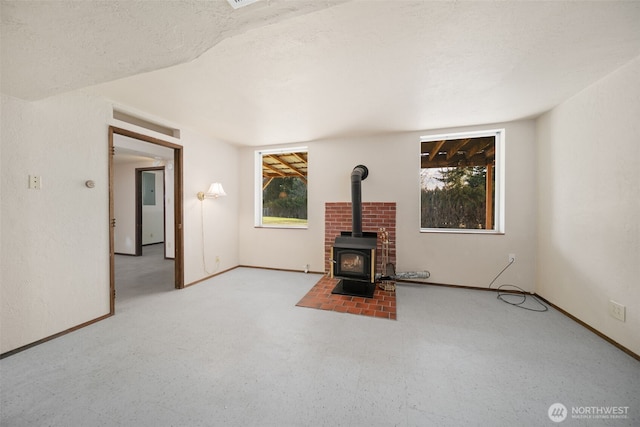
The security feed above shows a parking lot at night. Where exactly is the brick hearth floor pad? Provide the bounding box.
[296,275,396,320]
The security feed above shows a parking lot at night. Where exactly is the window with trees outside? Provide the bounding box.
[255,148,308,228]
[420,129,504,233]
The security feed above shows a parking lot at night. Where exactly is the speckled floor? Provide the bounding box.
[114,243,175,303]
[1,263,639,426]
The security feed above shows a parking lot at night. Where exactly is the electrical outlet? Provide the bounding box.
[508,253,516,263]
[215,256,220,263]
[28,175,41,189]
[609,300,626,322]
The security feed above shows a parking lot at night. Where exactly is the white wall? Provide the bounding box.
[239,119,537,291]
[164,162,175,259]
[1,92,111,354]
[114,160,138,254]
[180,128,239,285]
[536,56,640,355]
[0,92,240,354]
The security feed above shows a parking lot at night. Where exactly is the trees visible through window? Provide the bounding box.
[420,130,504,232]
[256,148,308,228]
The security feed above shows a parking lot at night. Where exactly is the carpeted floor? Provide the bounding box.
[114,243,174,304]
[2,267,638,426]
[296,275,396,320]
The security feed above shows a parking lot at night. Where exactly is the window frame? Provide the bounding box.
[419,129,505,234]
[255,147,309,229]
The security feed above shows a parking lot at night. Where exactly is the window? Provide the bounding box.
[255,148,308,228]
[420,129,504,233]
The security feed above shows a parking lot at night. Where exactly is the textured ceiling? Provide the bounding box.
[3,1,640,146]
[0,0,349,100]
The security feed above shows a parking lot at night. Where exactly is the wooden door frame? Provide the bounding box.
[135,167,166,257]
[109,126,185,314]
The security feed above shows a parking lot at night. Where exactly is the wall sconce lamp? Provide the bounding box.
[197,183,227,201]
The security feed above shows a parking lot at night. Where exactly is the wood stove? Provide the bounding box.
[331,165,377,298]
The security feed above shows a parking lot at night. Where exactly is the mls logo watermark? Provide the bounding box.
[548,403,630,422]
[548,403,568,423]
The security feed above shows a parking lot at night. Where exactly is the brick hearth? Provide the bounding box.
[296,275,396,320]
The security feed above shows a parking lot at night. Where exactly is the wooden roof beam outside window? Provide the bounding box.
[263,162,287,177]
[271,155,307,182]
[484,146,495,160]
[262,177,274,190]
[446,138,471,161]
[428,140,446,162]
[291,152,307,166]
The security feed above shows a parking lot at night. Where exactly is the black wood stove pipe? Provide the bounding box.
[351,165,369,238]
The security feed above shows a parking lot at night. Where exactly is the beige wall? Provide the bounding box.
[1,93,111,353]
[239,119,538,291]
[2,56,637,355]
[180,127,240,284]
[0,93,240,354]
[537,56,640,355]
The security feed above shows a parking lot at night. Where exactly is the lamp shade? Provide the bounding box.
[205,182,226,198]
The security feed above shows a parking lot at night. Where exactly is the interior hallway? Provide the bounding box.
[1,268,638,426]
[114,243,174,305]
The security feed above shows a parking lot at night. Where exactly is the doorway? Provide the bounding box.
[136,167,166,257]
[109,126,184,314]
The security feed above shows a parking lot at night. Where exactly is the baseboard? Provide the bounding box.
[184,266,240,287]
[238,264,324,275]
[394,279,639,362]
[185,265,323,288]
[115,251,174,260]
[0,312,113,359]
[395,279,525,294]
[533,294,639,362]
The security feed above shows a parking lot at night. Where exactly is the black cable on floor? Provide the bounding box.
[488,260,548,312]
